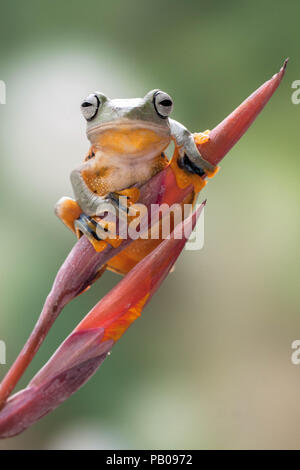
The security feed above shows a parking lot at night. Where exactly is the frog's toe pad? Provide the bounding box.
[194,130,211,145]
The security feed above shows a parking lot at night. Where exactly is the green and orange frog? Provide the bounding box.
[55,89,216,274]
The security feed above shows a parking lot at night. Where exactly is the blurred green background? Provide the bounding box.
[0,0,299,450]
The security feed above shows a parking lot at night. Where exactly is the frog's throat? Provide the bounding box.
[87,120,170,159]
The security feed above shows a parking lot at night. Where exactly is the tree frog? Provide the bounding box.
[55,89,215,252]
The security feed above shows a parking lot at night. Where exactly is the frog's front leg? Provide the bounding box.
[169,119,215,176]
[70,166,133,248]
[70,166,129,218]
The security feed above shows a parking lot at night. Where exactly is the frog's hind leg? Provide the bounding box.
[55,197,82,233]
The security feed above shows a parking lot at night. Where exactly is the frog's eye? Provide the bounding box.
[153,91,173,118]
[80,94,100,121]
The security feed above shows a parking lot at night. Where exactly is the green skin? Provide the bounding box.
[68,89,215,218]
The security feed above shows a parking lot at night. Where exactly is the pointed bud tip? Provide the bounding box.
[276,58,289,80]
[282,58,289,71]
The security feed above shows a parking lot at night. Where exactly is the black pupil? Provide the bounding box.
[82,101,93,107]
[159,99,172,107]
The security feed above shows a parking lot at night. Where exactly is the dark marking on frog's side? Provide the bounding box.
[179,154,206,177]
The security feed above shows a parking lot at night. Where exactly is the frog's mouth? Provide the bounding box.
[87,120,170,159]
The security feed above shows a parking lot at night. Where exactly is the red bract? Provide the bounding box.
[0,328,114,438]
[0,166,192,408]
[0,61,287,436]
[0,204,203,438]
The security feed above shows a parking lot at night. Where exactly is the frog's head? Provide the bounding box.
[80,90,173,160]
